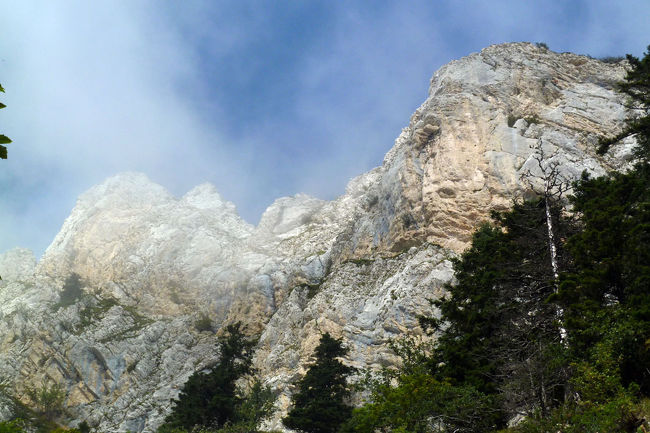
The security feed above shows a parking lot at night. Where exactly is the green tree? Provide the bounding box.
[57,273,84,308]
[25,381,66,420]
[220,380,275,433]
[0,83,11,160]
[503,44,650,432]
[402,198,574,432]
[557,168,650,394]
[342,337,496,433]
[599,45,650,161]
[159,323,256,431]
[559,44,650,397]
[283,333,354,433]
[343,372,495,433]
[0,420,26,433]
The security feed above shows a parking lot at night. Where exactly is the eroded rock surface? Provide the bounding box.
[335,43,631,256]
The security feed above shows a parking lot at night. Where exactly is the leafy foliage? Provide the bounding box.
[283,333,354,433]
[343,372,496,433]
[0,420,26,433]
[0,83,10,160]
[343,336,497,433]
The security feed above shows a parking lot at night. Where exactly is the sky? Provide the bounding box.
[0,0,649,257]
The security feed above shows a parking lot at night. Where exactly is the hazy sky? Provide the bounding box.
[0,1,649,256]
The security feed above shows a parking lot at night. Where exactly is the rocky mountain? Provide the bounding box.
[0,43,634,432]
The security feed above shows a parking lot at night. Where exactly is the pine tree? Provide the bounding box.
[561,44,650,396]
[557,166,650,394]
[160,322,256,431]
[425,199,571,423]
[599,45,650,161]
[283,333,354,433]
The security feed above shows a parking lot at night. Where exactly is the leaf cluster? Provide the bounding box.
[342,372,497,433]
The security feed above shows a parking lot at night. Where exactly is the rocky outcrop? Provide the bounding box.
[334,43,632,256]
[0,43,635,432]
[255,244,454,430]
[0,273,220,432]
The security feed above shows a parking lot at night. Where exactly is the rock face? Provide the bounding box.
[335,43,631,256]
[0,43,634,432]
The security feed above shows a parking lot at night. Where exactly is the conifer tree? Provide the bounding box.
[425,199,571,423]
[160,323,256,431]
[560,44,650,396]
[283,333,354,433]
[598,45,650,161]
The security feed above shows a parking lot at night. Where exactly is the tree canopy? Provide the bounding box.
[599,45,650,161]
[283,333,354,433]
[159,323,258,432]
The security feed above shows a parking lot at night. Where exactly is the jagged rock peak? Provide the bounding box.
[181,183,236,212]
[353,42,632,256]
[79,172,173,208]
[37,172,254,293]
[257,194,325,236]
[427,42,624,96]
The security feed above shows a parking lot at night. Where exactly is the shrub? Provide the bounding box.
[599,56,625,64]
[0,420,26,433]
[26,381,66,419]
[194,313,213,333]
[56,274,84,309]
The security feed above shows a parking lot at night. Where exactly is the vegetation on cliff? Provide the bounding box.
[152,45,650,433]
[283,333,354,433]
[0,83,11,160]
[340,45,650,433]
[158,323,274,433]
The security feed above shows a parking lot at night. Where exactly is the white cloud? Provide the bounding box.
[0,1,239,254]
[0,1,648,255]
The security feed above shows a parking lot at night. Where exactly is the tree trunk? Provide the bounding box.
[544,180,567,343]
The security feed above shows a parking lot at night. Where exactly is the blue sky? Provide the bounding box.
[0,0,649,256]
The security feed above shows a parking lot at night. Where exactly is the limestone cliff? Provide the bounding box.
[0,43,634,432]
[334,42,632,257]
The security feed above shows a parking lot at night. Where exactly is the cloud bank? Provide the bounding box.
[0,0,648,255]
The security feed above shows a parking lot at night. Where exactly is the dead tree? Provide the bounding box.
[520,139,571,342]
